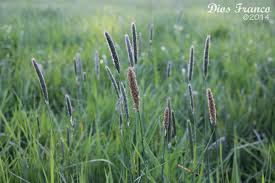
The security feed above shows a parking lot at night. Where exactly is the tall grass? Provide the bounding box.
[0,2,273,182]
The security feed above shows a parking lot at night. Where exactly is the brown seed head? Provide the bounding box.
[163,107,170,136]
[127,67,139,111]
[207,88,216,126]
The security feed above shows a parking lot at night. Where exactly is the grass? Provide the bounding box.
[0,0,274,182]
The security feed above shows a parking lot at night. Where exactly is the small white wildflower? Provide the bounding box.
[161,46,166,52]
[181,68,186,75]
[267,57,273,62]
[173,24,183,32]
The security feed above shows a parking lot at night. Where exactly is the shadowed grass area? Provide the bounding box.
[0,0,274,182]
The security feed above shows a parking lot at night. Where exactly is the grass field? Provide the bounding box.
[0,0,274,182]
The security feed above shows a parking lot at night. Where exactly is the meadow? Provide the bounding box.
[0,0,274,182]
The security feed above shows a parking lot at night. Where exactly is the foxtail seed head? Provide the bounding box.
[131,22,138,64]
[65,94,74,127]
[207,88,216,126]
[166,97,172,138]
[127,67,139,111]
[32,58,49,104]
[203,35,210,78]
[163,107,170,136]
[104,31,120,73]
[188,84,194,113]
[188,46,194,81]
[166,62,172,78]
[125,34,134,67]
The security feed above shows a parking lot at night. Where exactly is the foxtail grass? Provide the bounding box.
[166,97,172,142]
[131,23,138,64]
[187,83,196,183]
[202,36,211,183]
[206,88,220,182]
[32,58,59,131]
[127,67,140,111]
[104,31,120,73]
[188,46,194,81]
[65,94,74,127]
[207,88,216,127]
[125,34,134,67]
[32,58,49,104]
[163,107,170,137]
[188,84,194,114]
[161,106,170,183]
[206,88,217,183]
[127,67,146,178]
[203,35,210,78]
[166,62,172,78]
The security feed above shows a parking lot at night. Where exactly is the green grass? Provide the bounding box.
[0,0,274,182]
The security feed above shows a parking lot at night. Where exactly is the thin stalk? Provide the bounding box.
[191,111,197,183]
[46,103,59,132]
[213,127,219,182]
[207,143,210,183]
[188,83,197,183]
[134,112,140,177]
[161,134,166,183]
[137,110,146,179]
[126,123,133,182]
[137,111,145,158]
[119,112,125,180]
[61,139,65,165]
[220,142,224,183]
[168,140,171,183]
[206,126,217,183]
[187,120,194,183]
[204,78,207,137]
[204,77,210,183]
